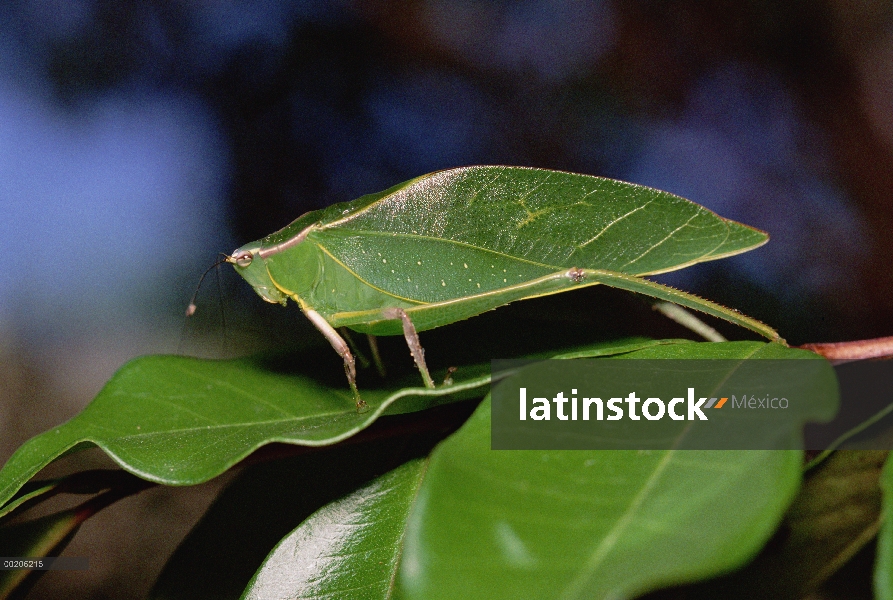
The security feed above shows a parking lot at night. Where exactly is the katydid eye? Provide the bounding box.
[233,251,253,267]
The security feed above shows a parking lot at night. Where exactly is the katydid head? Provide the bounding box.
[227,245,289,306]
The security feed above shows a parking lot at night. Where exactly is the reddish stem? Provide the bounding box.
[798,336,893,364]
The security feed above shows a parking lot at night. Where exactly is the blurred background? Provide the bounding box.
[0,0,891,597]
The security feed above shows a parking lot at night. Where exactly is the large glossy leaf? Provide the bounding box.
[0,339,670,514]
[0,355,487,511]
[242,342,823,600]
[243,459,426,600]
[405,436,795,599]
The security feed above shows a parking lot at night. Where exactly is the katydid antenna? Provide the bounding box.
[178,254,230,355]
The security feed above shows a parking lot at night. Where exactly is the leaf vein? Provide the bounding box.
[573,199,656,253]
[622,211,701,269]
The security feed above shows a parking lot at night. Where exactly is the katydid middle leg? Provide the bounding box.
[303,308,368,412]
[366,335,387,378]
[381,307,436,389]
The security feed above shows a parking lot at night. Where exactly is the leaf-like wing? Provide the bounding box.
[265,167,766,309]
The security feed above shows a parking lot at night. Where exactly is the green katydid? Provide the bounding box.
[226,166,781,411]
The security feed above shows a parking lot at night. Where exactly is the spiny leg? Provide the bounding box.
[381,307,435,389]
[303,308,368,412]
[565,267,784,343]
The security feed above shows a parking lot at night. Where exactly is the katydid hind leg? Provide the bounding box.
[651,301,727,342]
[575,268,784,343]
[367,335,387,378]
[340,327,370,369]
[376,266,780,344]
[303,309,368,412]
[381,307,435,389]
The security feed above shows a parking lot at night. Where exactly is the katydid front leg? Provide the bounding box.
[307,306,435,409]
[303,308,368,413]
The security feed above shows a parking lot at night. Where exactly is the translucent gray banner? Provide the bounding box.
[491,358,842,450]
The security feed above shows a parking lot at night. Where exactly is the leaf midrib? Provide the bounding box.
[561,343,766,598]
[386,456,431,599]
[80,373,493,442]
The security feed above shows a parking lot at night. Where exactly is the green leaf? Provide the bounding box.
[0,480,60,522]
[0,338,665,513]
[0,354,488,510]
[875,452,893,599]
[399,416,796,599]
[0,474,148,600]
[243,459,426,600]
[772,450,886,594]
[659,450,887,600]
[243,342,819,600]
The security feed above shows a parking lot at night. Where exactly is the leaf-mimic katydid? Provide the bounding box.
[226,166,780,411]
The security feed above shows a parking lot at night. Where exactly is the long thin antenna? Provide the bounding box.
[215,260,227,356]
[178,255,230,355]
